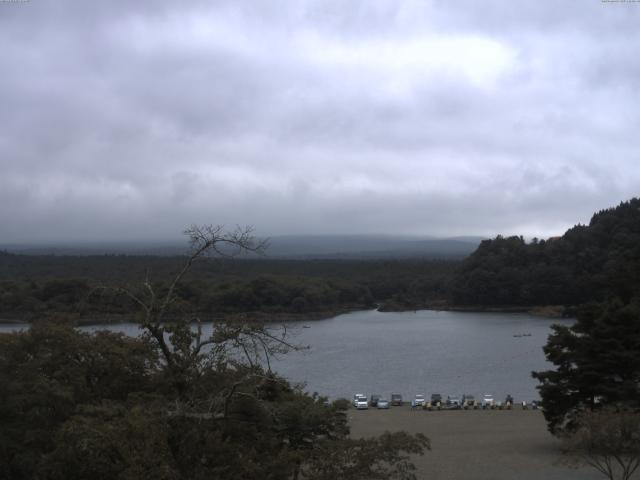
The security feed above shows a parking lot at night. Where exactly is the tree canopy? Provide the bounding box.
[532,299,640,434]
[0,225,429,480]
[452,198,640,307]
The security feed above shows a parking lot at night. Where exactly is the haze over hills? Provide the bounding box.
[263,235,485,259]
[0,235,486,259]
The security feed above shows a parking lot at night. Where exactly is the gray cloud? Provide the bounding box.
[1,0,639,243]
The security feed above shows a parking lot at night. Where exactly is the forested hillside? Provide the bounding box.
[451,198,640,306]
[3,198,640,320]
[0,255,455,321]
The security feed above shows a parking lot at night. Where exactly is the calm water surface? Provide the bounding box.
[0,309,570,402]
[268,309,569,401]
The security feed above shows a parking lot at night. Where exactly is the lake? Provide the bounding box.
[0,309,569,402]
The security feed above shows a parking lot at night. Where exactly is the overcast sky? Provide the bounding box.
[1,0,639,243]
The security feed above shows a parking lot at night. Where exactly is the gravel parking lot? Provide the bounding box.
[348,407,605,480]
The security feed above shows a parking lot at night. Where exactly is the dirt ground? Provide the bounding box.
[348,407,606,480]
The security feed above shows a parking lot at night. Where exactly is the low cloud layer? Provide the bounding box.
[2,0,639,243]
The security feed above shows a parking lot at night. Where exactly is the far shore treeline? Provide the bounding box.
[1,197,640,323]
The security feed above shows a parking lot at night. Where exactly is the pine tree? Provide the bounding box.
[533,299,640,433]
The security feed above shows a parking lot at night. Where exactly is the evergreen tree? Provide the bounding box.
[452,197,640,307]
[533,299,640,433]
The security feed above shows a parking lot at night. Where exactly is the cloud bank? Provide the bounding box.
[1,0,639,242]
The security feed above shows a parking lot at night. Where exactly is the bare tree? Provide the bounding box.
[563,408,640,480]
[72,225,430,478]
[101,225,299,411]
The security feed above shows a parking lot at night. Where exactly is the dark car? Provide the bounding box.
[391,393,403,406]
[446,395,462,409]
[370,394,381,407]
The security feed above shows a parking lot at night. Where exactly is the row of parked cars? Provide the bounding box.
[352,393,540,410]
[352,394,396,409]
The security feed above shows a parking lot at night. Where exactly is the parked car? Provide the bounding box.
[391,393,403,406]
[412,394,426,408]
[377,398,390,409]
[446,395,461,409]
[370,394,381,407]
[430,393,443,409]
[481,394,495,409]
[461,394,476,409]
[352,394,369,409]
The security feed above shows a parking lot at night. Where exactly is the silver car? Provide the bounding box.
[377,398,390,409]
[412,394,426,408]
[481,394,495,409]
[352,394,369,409]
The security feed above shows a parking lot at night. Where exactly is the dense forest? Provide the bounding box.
[526,201,640,436]
[451,198,640,308]
[2,198,640,322]
[0,255,455,321]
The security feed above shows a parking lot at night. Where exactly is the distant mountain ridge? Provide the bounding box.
[264,235,484,259]
[1,235,485,259]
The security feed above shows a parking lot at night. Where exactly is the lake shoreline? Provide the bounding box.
[0,304,570,327]
[379,303,572,318]
[0,308,361,327]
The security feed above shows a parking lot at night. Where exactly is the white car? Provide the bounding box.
[411,394,426,407]
[481,394,495,409]
[352,394,369,409]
